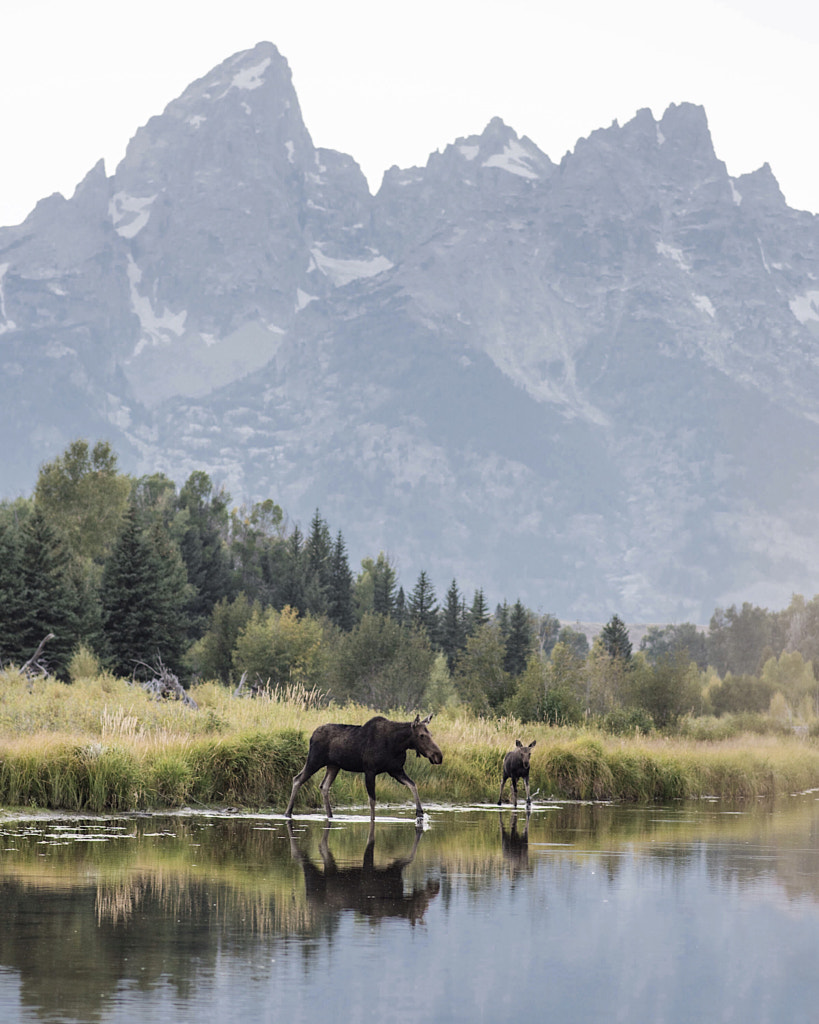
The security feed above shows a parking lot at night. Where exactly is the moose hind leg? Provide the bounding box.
[319,765,340,818]
[285,759,322,817]
[286,765,315,819]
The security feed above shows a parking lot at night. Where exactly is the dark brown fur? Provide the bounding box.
[498,739,536,808]
[284,714,443,820]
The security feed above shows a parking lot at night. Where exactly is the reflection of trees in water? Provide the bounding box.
[287,821,440,931]
[2,802,819,1021]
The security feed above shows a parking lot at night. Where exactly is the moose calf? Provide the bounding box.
[498,739,536,808]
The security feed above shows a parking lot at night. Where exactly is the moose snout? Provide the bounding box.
[429,750,443,765]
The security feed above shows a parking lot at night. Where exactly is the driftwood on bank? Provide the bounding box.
[232,671,270,698]
[133,660,198,709]
[19,634,56,679]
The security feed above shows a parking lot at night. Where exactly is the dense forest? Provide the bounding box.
[3,439,819,734]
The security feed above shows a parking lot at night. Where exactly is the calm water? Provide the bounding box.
[2,797,819,1023]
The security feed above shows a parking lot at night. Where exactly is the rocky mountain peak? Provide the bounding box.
[3,44,819,621]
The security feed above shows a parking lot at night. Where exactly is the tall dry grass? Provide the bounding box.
[2,669,819,811]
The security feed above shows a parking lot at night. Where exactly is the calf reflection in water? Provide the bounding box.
[287,821,440,926]
[499,808,532,876]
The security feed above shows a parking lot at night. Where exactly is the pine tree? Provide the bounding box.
[600,613,633,663]
[504,599,533,677]
[440,578,467,673]
[304,509,332,616]
[280,525,307,613]
[177,471,232,633]
[468,589,490,633]
[407,570,439,642]
[0,512,26,664]
[100,505,183,676]
[17,507,79,674]
[371,553,397,617]
[327,531,355,631]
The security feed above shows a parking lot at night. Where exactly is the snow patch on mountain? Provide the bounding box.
[310,246,393,287]
[0,263,15,334]
[110,192,156,239]
[127,257,187,353]
[482,138,540,179]
[789,290,819,324]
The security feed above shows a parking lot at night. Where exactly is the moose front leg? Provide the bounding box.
[391,770,425,819]
[364,771,378,820]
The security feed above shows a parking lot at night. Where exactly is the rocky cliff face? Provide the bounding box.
[2,41,819,621]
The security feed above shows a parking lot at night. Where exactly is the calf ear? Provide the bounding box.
[422,713,433,725]
[529,740,537,748]
[516,740,523,748]
[412,715,421,726]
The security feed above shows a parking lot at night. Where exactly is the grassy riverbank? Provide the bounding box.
[2,669,819,811]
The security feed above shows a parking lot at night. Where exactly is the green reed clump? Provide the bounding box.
[540,739,615,800]
[185,729,307,806]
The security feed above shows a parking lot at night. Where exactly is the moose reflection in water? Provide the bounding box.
[285,714,443,821]
[287,821,440,926]
[499,809,532,877]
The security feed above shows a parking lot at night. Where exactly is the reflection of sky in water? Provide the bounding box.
[0,805,818,1023]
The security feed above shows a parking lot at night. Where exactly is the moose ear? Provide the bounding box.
[516,739,523,747]
[422,713,433,725]
[529,740,537,749]
[412,715,421,726]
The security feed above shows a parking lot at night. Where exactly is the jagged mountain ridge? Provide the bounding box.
[2,40,819,621]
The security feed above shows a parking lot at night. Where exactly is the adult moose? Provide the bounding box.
[284,714,443,821]
[498,739,536,808]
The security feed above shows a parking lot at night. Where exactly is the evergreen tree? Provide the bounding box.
[504,599,533,677]
[394,586,406,627]
[440,578,467,673]
[304,509,332,615]
[468,589,490,633]
[100,505,185,676]
[0,512,25,664]
[280,525,307,613]
[353,553,397,620]
[327,531,355,631]
[147,517,193,669]
[177,471,233,633]
[372,553,397,617]
[17,507,79,674]
[600,614,632,663]
[407,570,439,641]
[495,601,511,640]
[187,593,256,685]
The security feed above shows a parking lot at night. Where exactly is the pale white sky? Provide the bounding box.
[1,0,818,226]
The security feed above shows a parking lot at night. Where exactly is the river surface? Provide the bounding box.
[1,797,819,1023]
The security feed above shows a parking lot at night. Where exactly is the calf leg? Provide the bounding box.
[390,770,424,818]
[511,778,518,809]
[498,774,508,806]
[319,765,340,818]
[523,775,531,805]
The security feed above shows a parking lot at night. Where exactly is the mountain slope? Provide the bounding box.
[2,41,819,620]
